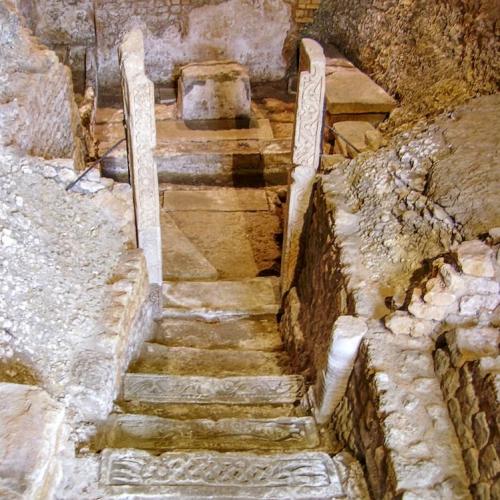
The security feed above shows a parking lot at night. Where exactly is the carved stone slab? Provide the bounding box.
[119,29,162,285]
[281,38,326,294]
[100,449,345,498]
[104,414,320,451]
[123,373,305,404]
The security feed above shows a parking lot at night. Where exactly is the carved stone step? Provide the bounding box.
[99,414,320,452]
[123,373,305,405]
[161,277,280,318]
[116,400,304,420]
[100,449,346,498]
[155,316,283,351]
[130,343,289,376]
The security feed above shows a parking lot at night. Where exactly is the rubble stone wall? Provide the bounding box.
[308,0,500,126]
[333,330,471,499]
[0,2,84,166]
[280,174,386,381]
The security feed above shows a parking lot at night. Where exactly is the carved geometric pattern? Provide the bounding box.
[101,450,345,498]
[123,373,305,404]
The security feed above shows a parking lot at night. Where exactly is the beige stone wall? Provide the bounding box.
[0,2,84,166]
[308,0,500,127]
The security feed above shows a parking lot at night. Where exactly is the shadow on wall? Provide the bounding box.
[0,358,39,386]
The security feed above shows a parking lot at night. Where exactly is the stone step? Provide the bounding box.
[116,400,303,420]
[122,373,305,405]
[101,139,290,186]
[130,343,290,376]
[100,449,345,498]
[99,414,320,452]
[162,277,280,318]
[154,316,283,351]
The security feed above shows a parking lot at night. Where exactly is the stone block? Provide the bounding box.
[332,121,382,158]
[0,383,67,499]
[447,327,499,367]
[178,61,251,121]
[325,66,397,115]
[455,240,495,278]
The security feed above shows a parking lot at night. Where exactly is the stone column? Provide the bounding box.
[281,38,326,294]
[119,30,162,292]
[310,316,367,425]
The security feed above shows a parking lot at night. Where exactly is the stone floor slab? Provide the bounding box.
[161,212,218,281]
[131,344,289,376]
[162,277,280,316]
[100,449,345,498]
[155,316,282,351]
[101,414,320,451]
[123,373,305,404]
[162,187,269,212]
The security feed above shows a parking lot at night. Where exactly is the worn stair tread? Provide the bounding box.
[100,414,320,452]
[130,344,290,376]
[100,449,345,498]
[123,373,305,404]
[154,316,282,351]
[116,400,304,420]
[162,277,280,317]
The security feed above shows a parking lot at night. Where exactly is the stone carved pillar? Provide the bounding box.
[311,316,367,425]
[281,38,326,294]
[119,30,162,291]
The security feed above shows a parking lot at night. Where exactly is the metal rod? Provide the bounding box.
[65,137,126,191]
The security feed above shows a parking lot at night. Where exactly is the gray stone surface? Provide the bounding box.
[178,61,251,121]
[131,343,290,376]
[123,373,305,404]
[155,316,282,351]
[162,277,280,317]
[100,449,345,498]
[100,414,320,451]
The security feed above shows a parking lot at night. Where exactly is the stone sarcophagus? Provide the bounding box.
[177,61,251,122]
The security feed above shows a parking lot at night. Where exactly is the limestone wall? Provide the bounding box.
[308,0,500,127]
[0,1,84,167]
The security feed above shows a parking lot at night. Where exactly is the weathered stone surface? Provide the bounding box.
[100,449,345,498]
[178,61,251,121]
[131,343,289,376]
[162,277,280,317]
[101,414,320,451]
[95,0,292,93]
[447,327,499,367]
[162,188,269,212]
[161,212,218,281]
[332,121,383,158]
[325,67,396,115]
[155,317,282,351]
[456,240,495,278]
[0,2,84,167]
[281,38,326,293]
[0,383,67,499]
[123,373,305,404]
[119,29,162,286]
[312,316,368,424]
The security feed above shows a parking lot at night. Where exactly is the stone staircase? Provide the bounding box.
[71,269,371,498]
[90,276,352,498]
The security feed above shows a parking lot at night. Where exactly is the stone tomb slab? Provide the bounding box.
[178,61,251,121]
[326,66,397,115]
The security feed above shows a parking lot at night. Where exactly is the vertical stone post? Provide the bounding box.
[281,38,326,294]
[310,316,368,425]
[119,30,162,296]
